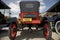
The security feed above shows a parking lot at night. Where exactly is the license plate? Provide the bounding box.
[23,18,32,21]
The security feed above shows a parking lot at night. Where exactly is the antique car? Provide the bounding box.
[46,1,60,35]
[9,1,52,40]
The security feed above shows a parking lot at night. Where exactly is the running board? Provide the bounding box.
[0,24,8,28]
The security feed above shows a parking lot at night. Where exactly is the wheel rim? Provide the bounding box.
[56,22,60,33]
[11,23,17,38]
[43,23,49,38]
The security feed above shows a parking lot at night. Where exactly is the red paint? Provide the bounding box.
[20,12,41,24]
[43,24,49,38]
[11,24,16,38]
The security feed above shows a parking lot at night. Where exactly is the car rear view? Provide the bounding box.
[9,1,52,40]
[20,1,40,24]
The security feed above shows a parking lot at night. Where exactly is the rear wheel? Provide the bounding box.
[9,23,17,40]
[55,21,60,35]
[43,22,52,40]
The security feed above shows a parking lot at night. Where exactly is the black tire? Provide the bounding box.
[9,22,17,40]
[43,22,52,40]
[55,21,60,35]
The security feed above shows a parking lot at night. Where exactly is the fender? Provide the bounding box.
[52,15,60,24]
[0,17,17,28]
[7,17,17,24]
[52,15,60,21]
[43,16,54,22]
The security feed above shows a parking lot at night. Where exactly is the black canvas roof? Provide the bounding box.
[47,1,60,12]
[0,0,10,9]
[20,1,40,12]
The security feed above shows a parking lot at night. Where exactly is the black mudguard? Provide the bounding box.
[7,17,17,23]
[43,16,53,22]
[6,17,17,26]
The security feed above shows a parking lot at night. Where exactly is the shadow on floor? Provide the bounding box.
[0,30,9,38]
[16,30,54,40]
[0,30,54,40]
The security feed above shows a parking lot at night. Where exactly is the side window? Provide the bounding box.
[5,9,10,16]
[0,9,4,14]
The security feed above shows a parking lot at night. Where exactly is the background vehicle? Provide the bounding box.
[9,1,52,40]
[0,12,17,31]
[46,1,60,35]
[0,0,17,31]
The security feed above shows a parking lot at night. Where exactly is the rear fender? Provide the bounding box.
[7,17,17,23]
[7,17,17,26]
[43,17,53,22]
